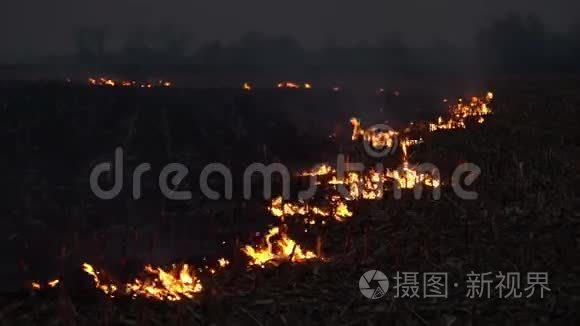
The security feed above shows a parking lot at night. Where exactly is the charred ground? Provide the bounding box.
[0,78,579,325]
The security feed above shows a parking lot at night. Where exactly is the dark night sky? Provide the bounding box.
[0,0,578,59]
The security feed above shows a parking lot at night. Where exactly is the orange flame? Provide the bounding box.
[298,163,334,177]
[87,77,173,88]
[268,196,330,219]
[350,118,398,149]
[268,195,353,222]
[277,81,301,89]
[242,227,317,267]
[125,264,203,301]
[385,161,441,189]
[31,278,61,290]
[82,262,203,301]
[218,258,230,268]
[82,263,119,296]
[429,92,493,131]
[332,196,353,221]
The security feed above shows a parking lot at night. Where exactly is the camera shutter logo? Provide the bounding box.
[359,270,389,299]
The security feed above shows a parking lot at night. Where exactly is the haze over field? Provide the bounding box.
[1,0,579,59]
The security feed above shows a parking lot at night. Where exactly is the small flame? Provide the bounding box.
[385,161,441,189]
[82,262,202,301]
[299,163,333,176]
[277,81,301,89]
[350,118,398,150]
[429,92,493,131]
[87,77,173,88]
[31,278,61,290]
[242,227,317,267]
[218,258,230,268]
[268,196,330,219]
[333,197,353,221]
[82,263,118,296]
[268,196,353,222]
[126,264,202,301]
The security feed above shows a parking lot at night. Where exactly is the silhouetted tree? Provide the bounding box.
[156,24,192,62]
[476,13,550,73]
[378,37,416,76]
[123,28,154,63]
[74,26,107,63]
[194,41,225,67]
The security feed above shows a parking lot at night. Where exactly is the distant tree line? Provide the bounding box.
[74,13,580,75]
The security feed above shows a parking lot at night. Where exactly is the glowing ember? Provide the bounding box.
[218,258,230,268]
[31,279,61,290]
[242,227,317,267]
[87,77,173,88]
[268,196,330,219]
[268,196,353,222]
[277,81,301,89]
[429,116,466,131]
[429,92,493,131]
[243,82,252,90]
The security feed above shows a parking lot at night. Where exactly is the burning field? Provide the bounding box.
[0,80,579,325]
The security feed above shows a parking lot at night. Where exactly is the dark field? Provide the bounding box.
[0,78,579,325]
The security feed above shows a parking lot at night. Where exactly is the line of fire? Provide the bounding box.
[3,70,577,324]
[25,90,493,301]
[2,5,579,323]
